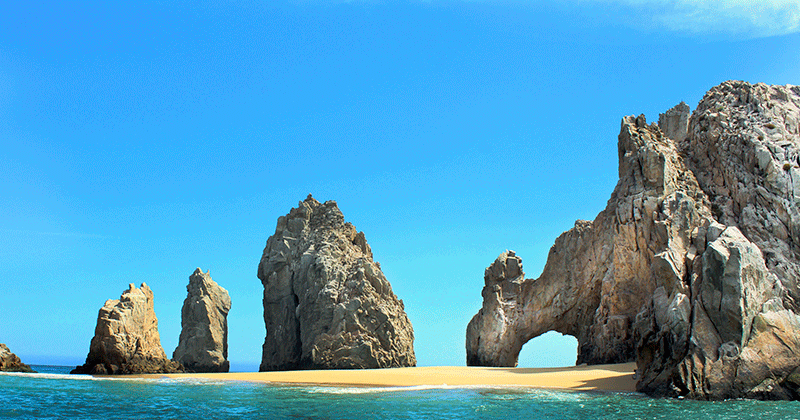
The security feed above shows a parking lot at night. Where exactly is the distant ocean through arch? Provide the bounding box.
[1,366,798,419]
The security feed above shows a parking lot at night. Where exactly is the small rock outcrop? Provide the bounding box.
[467,81,800,400]
[258,195,416,370]
[173,268,232,373]
[0,343,34,373]
[72,283,183,375]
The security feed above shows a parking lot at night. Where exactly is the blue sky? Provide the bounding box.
[1,0,799,370]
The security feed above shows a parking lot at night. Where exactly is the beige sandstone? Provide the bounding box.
[72,283,183,374]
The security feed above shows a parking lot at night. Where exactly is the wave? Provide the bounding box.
[0,371,230,386]
[303,383,557,394]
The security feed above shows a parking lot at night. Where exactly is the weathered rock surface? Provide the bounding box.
[173,268,232,373]
[72,283,183,375]
[659,101,690,142]
[0,343,34,373]
[259,195,416,370]
[467,81,800,400]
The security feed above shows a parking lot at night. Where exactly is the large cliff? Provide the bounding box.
[467,81,800,400]
[173,268,232,373]
[72,283,183,374]
[259,195,416,370]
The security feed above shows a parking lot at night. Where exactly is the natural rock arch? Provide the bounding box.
[468,83,800,400]
[516,330,579,367]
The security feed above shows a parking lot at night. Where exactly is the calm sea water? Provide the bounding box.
[1,366,798,419]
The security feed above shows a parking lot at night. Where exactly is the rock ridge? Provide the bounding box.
[72,283,183,374]
[259,195,416,370]
[467,81,800,400]
[173,268,232,373]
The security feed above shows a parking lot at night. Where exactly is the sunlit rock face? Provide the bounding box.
[72,283,183,374]
[0,343,34,373]
[467,81,800,400]
[173,268,231,373]
[259,195,416,371]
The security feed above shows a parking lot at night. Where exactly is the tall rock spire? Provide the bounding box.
[258,195,416,370]
[173,268,232,373]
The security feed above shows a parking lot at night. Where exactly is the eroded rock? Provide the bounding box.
[259,195,416,370]
[467,81,800,400]
[173,268,231,373]
[72,283,183,374]
[0,343,34,373]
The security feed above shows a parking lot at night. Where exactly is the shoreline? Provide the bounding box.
[159,362,637,392]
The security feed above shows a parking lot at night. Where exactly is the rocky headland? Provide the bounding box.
[0,343,34,373]
[467,81,800,400]
[258,195,416,370]
[173,268,232,373]
[72,283,183,374]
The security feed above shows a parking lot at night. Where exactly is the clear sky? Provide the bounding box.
[1,0,799,371]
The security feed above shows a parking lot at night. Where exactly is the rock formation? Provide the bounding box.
[259,195,416,370]
[659,101,690,142]
[72,283,183,374]
[173,268,232,373]
[0,343,34,373]
[467,81,800,400]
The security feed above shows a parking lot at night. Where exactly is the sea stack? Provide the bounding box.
[173,268,231,373]
[467,81,800,400]
[258,195,416,370]
[72,283,183,374]
[0,343,34,373]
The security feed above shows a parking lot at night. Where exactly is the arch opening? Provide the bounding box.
[516,331,578,368]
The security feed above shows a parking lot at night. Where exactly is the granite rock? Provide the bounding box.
[173,268,232,373]
[0,343,34,373]
[659,101,690,142]
[467,81,800,400]
[259,195,416,370]
[72,283,183,374]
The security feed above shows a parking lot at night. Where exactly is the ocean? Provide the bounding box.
[1,366,798,419]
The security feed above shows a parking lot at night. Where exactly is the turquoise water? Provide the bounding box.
[1,366,799,419]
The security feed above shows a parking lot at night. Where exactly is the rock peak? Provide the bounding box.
[258,197,416,370]
[72,283,182,374]
[173,268,231,373]
[658,101,691,142]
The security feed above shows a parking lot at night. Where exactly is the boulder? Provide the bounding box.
[72,283,183,374]
[467,81,800,400]
[258,195,416,370]
[0,343,34,373]
[173,268,232,373]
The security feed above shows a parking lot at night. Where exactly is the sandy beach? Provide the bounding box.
[161,362,637,392]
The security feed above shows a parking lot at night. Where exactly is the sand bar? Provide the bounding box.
[160,362,637,392]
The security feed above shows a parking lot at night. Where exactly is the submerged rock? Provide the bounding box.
[258,195,416,370]
[467,81,800,400]
[72,283,183,375]
[0,343,34,373]
[173,268,232,373]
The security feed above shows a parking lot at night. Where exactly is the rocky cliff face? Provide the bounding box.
[259,195,416,370]
[0,343,34,373]
[173,268,231,373]
[467,81,800,400]
[72,283,183,374]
